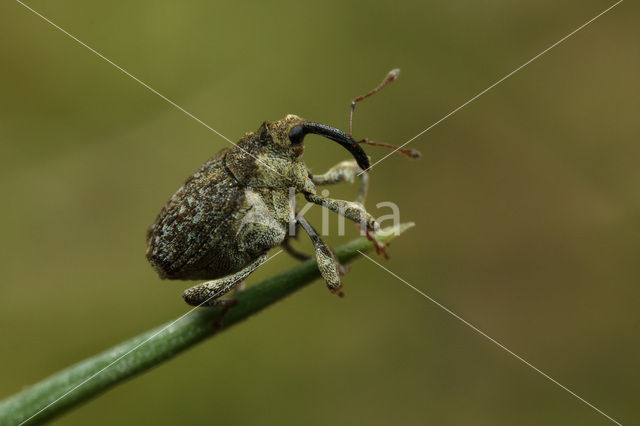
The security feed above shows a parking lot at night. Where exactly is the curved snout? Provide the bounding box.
[300,122,370,171]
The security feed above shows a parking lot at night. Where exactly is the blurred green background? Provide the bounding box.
[1,0,638,424]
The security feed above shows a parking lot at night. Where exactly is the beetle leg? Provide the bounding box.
[182,253,268,307]
[311,160,369,205]
[284,218,351,272]
[282,231,311,261]
[309,161,385,259]
[305,192,378,232]
[281,209,311,261]
[296,216,343,296]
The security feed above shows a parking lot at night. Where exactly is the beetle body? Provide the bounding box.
[147,114,378,305]
[146,70,413,306]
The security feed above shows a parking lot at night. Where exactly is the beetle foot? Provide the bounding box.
[358,224,390,260]
[330,287,345,298]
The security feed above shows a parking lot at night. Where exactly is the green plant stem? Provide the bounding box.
[0,223,413,426]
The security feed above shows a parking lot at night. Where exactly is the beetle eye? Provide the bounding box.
[288,125,306,145]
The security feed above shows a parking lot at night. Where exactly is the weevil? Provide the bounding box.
[146,69,418,307]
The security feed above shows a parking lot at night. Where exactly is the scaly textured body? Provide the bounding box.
[147,150,291,280]
[146,115,378,306]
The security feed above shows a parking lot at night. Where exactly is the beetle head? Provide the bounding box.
[226,115,371,192]
[262,114,370,171]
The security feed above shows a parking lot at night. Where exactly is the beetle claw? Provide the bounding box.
[359,225,389,260]
[331,288,345,298]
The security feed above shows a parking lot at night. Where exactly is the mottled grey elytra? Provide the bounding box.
[146,70,416,307]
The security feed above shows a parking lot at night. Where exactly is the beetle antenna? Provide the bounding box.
[356,138,421,159]
[350,69,400,136]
